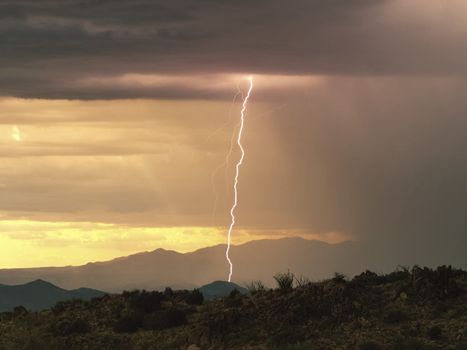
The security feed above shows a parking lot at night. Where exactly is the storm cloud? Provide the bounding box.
[1,0,467,98]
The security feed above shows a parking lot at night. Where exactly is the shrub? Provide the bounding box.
[295,275,311,288]
[360,341,383,350]
[126,290,164,313]
[185,289,204,305]
[390,337,438,350]
[49,317,91,336]
[385,266,411,283]
[229,289,241,298]
[245,280,266,294]
[172,289,204,305]
[13,306,28,316]
[333,272,347,283]
[18,334,54,350]
[52,299,88,315]
[274,271,294,291]
[142,308,187,330]
[384,309,409,324]
[224,289,243,308]
[113,312,142,333]
[401,324,420,337]
[352,270,385,286]
[267,328,305,347]
[432,301,449,317]
[165,308,187,327]
[164,287,174,298]
[427,325,442,340]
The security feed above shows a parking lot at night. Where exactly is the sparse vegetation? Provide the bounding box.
[384,308,410,324]
[245,280,266,294]
[359,341,383,350]
[184,288,204,305]
[0,265,466,349]
[294,275,311,288]
[273,270,294,291]
[332,272,347,283]
[426,325,443,340]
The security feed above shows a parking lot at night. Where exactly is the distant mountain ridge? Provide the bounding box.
[0,279,105,312]
[0,237,366,292]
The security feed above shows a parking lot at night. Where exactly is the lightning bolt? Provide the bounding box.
[210,87,244,224]
[225,75,254,282]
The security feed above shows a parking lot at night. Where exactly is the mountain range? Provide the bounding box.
[0,237,368,292]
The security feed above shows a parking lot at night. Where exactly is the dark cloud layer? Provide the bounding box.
[2,0,467,99]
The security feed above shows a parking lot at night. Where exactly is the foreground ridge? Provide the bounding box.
[0,265,466,349]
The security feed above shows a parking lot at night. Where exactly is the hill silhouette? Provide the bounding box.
[0,279,105,312]
[0,237,366,292]
[199,281,247,300]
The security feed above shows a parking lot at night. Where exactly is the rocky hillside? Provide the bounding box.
[0,266,466,350]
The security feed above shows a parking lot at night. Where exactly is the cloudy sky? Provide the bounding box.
[1,0,467,268]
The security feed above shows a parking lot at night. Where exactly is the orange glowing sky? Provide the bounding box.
[2,0,467,268]
[0,82,349,267]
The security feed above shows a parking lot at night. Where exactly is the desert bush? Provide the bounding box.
[267,328,305,348]
[229,289,241,298]
[245,280,266,294]
[427,325,443,340]
[360,341,383,350]
[384,308,409,324]
[125,290,164,313]
[16,332,58,350]
[52,301,69,314]
[401,325,420,337]
[0,311,13,321]
[332,272,347,283]
[295,275,311,288]
[13,306,28,316]
[52,299,88,315]
[385,266,411,283]
[163,287,174,298]
[352,270,385,286]
[48,317,91,336]
[274,271,294,291]
[185,289,204,305]
[113,312,142,333]
[390,337,439,350]
[432,301,449,317]
[411,265,457,300]
[142,308,187,330]
[224,289,243,308]
[164,308,188,327]
[172,289,204,305]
